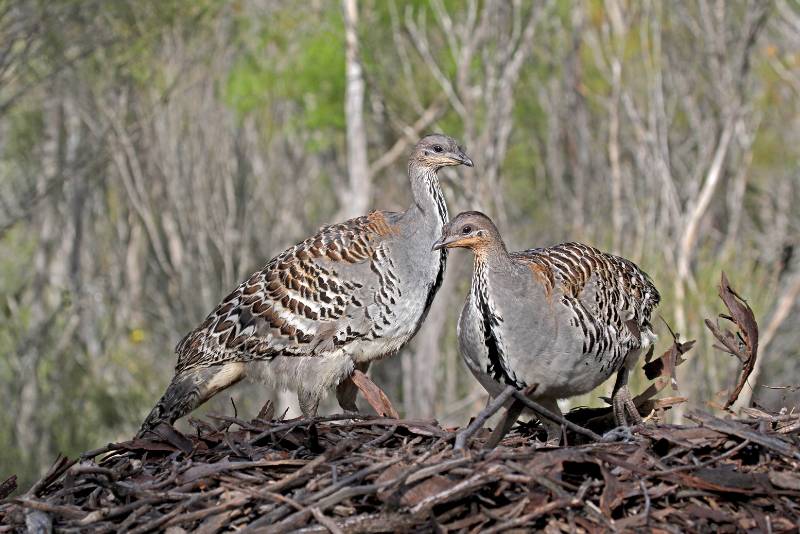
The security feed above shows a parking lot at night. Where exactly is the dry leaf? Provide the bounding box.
[704,272,759,408]
[351,369,400,418]
[642,320,695,390]
[768,471,800,491]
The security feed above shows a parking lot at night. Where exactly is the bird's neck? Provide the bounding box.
[408,162,448,230]
[472,259,491,298]
[473,242,512,273]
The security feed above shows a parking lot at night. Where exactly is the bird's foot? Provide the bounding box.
[612,384,643,427]
[539,422,563,448]
[538,436,561,448]
[601,425,641,443]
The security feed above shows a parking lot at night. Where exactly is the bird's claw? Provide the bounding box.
[601,425,642,443]
[612,384,644,427]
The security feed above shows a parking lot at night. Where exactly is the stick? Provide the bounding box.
[484,384,538,449]
[454,386,518,450]
[510,392,603,442]
[248,413,379,446]
[686,411,800,460]
[12,498,84,519]
[650,439,752,476]
[309,507,344,534]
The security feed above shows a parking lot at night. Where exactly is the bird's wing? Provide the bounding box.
[511,242,660,350]
[175,211,401,372]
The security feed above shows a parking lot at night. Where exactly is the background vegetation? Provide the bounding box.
[1,0,798,489]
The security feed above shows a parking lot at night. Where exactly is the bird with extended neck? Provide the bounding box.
[433,211,660,443]
[138,134,472,436]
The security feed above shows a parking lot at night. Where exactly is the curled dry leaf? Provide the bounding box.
[0,475,17,500]
[350,369,400,419]
[704,272,759,409]
[642,319,695,390]
[256,399,275,421]
[150,422,194,454]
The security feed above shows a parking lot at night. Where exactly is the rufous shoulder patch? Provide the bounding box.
[367,210,399,237]
[527,262,555,301]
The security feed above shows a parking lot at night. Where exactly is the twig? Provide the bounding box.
[454,385,517,450]
[409,466,503,515]
[163,497,250,528]
[252,458,402,528]
[262,482,392,533]
[248,413,378,446]
[650,439,752,476]
[80,443,123,460]
[365,425,397,447]
[230,397,238,419]
[309,507,344,534]
[76,498,159,526]
[687,411,800,460]
[483,497,580,534]
[485,384,538,449]
[12,498,84,519]
[640,480,651,527]
[27,455,77,497]
[511,392,603,441]
[263,440,358,494]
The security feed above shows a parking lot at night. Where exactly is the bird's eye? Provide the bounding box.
[462,225,472,234]
[433,145,444,153]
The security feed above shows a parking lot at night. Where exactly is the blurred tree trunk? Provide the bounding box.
[340,0,370,220]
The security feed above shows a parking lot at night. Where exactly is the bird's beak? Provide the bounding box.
[456,151,473,167]
[432,234,459,251]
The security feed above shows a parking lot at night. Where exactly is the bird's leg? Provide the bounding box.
[537,397,564,446]
[137,363,245,438]
[298,387,322,419]
[611,365,643,427]
[335,361,371,413]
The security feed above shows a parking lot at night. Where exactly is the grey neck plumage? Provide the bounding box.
[407,162,449,229]
[405,162,449,336]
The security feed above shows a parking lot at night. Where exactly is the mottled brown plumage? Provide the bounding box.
[174,214,390,371]
[138,135,472,436]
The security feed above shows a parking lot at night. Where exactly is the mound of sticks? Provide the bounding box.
[2,401,800,533]
[2,274,797,532]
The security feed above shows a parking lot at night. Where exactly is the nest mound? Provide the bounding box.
[2,407,799,533]
[2,273,796,532]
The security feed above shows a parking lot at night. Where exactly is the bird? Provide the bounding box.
[432,211,660,442]
[137,134,472,436]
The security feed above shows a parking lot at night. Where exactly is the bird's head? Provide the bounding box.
[432,211,502,252]
[411,134,473,170]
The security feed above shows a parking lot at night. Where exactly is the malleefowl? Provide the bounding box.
[433,211,660,442]
[138,135,472,436]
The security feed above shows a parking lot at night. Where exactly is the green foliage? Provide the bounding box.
[4,107,44,166]
[225,4,346,140]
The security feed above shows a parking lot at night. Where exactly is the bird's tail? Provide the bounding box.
[136,363,246,438]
